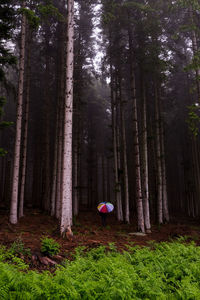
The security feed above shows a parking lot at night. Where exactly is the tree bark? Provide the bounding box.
[128,29,144,232]
[155,82,163,224]
[110,57,123,221]
[160,119,169,222]
[19,25,31,218]
[119,80,130,223]
[60,0,74,235]
[10,3,26,224]
[141,83,151,231]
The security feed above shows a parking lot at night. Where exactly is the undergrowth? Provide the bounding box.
[1,240,200,299]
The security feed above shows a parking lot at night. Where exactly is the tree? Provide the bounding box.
[60,0,75,236]
[9,1,26,224]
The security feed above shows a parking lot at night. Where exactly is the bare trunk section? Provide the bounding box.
[60,0,74,235]
[128,29,144,232]
[116,100,123,220]
[110,59,123,221]
[43,27,51,211]
[10,4,26,224]
[107,158,110,203]
[132,76,144,232]
[160,120,169,222]
[155,83,163,224]
[73,134,78,216]
[19,25,31,218]
[119,82,130,223]
[141,83,151,231]
[56,102,63,219]
[102,155,106,201]
[50,106,59,217]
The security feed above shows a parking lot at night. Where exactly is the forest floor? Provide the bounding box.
[0,208,200,271]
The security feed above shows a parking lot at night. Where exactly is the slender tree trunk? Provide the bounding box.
[19,25,31,218]
[107,158,110,203]
[56,103,63,219]
[132,75,144,232]
[155,82,163,224]
[116,99,123,220]
[51,105,59,217]
[102,155,105,201]
[43,27,51,211]
[110,58,123,221]
[60,0,74,235]
[128,29,144,232]
[10,4,26,224]
[73,132,79,216]
[141,83,151,231]
[119,80,130,223]
[160,119,169,222]
[54,22,65,219]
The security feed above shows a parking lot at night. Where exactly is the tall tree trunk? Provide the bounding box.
[110,57,123,221]
[73,129,79,216]
[128,29,144,232]
[43,26,51,211]
[102,155,106,202]
[56,27,65,220]
[141,82,151,231]
[19,25,31,218]
[155,82,163,224]
[116,99,123,220]
[107,157,110,203]
[119,80,130,223]
[132,74,144,232]
[60,0,74,235]
[51,104,59,217]
[160,119,169,222]
[10,3,26,224]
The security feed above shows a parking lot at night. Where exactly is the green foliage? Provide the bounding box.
[9,238,31,257]
[0,245,28,271]
[19,8,40,30]
[187,104,200,136]
[41,237,60,256]
[38,3,64,22]
[1,241,200,298]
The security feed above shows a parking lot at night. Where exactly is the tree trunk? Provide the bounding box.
[10,3,26,224]
[132,75,144,232]
[155,82,163,224]
[119,81,130,223]
[128,29,144,232]
[50,105,59,217]
[73,132,79,216]
[43,27,51,211]
[19,25,31,218]
[160,119,169,222]
[141,83,151,231]
[110,57,123,221]
[60,0,74,235]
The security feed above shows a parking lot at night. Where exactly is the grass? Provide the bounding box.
[1,240,200,299]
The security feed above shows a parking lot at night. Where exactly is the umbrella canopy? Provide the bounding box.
[97,202,114,213]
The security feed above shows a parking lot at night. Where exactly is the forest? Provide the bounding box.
[1,0,200,298]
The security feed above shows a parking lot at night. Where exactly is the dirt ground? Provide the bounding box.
[1,209,200,271]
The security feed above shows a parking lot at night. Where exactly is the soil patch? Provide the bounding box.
[1,209,200,271]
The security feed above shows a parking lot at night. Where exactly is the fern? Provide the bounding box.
[1,241,200,298]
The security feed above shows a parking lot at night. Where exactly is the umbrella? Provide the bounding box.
[97,202,114,213]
